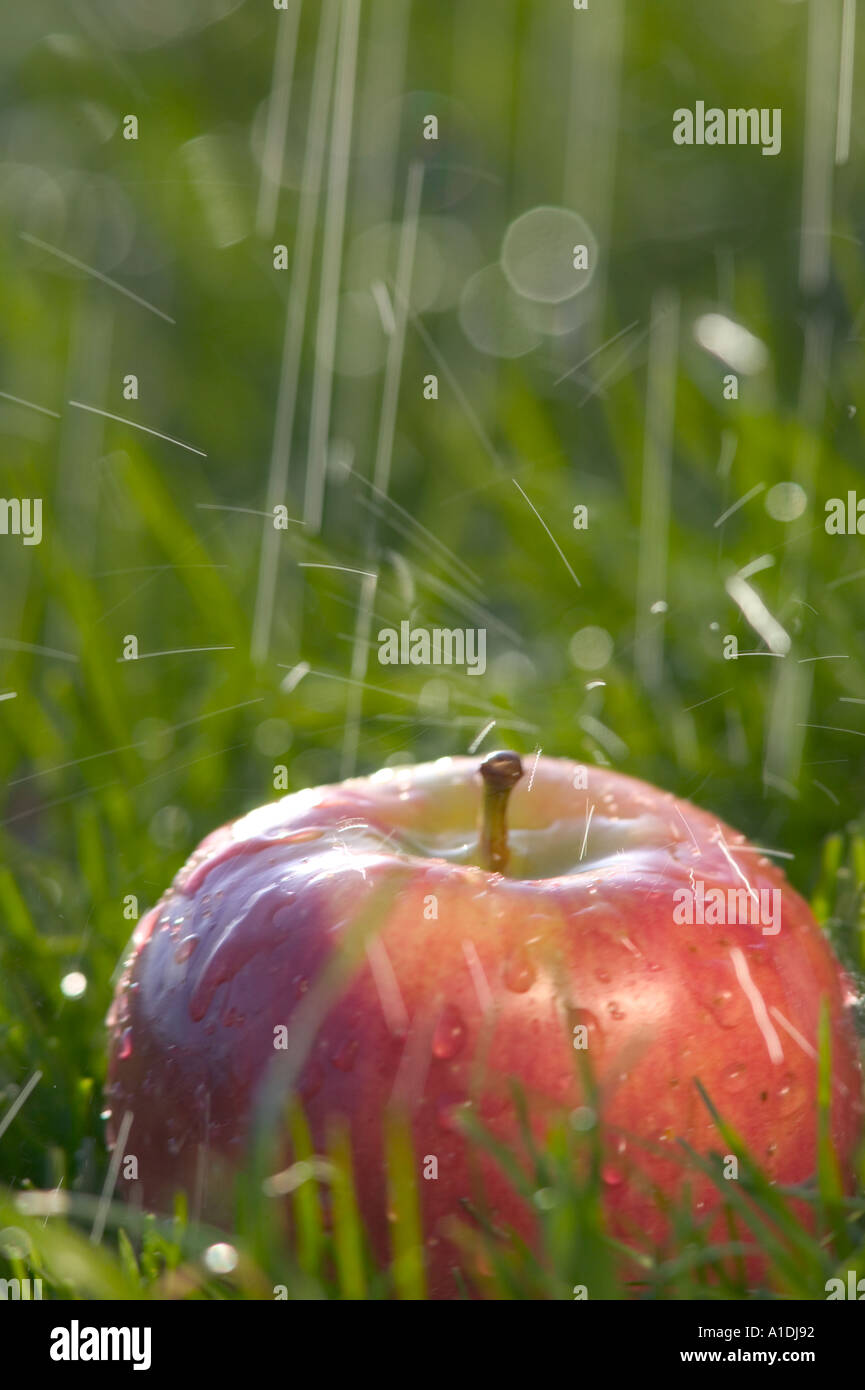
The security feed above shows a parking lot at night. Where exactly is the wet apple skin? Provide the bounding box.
[105,757,863,1297]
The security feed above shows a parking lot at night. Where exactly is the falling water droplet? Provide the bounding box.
[601,1164,625,1187]
[432,1004,467,1059]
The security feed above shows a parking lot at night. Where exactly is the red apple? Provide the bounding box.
[105,754,862,1296]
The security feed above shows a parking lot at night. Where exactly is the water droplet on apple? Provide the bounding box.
[118,1028,133,1060]
[716,984,752,1029]
[174,934,199,963]
[134,912,157,947]
[502,950,536,993]
[601,1164,625,1187]
[331,1039,359,1072]
[722,1061,748,1092]
[281,826,325,844]
[607,1001,626,1021]
[688,967,748,1030]
[432,1004,467,1059]
[777,1072,805,1115]
[595,968,612,983]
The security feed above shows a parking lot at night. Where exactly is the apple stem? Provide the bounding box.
[478,750,524,874]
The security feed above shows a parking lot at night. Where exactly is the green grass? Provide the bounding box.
[1,0,865,1298]
[1,832,863,1301]
[2,1047,864,1300]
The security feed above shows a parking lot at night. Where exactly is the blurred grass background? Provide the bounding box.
[1,0,865,1296]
